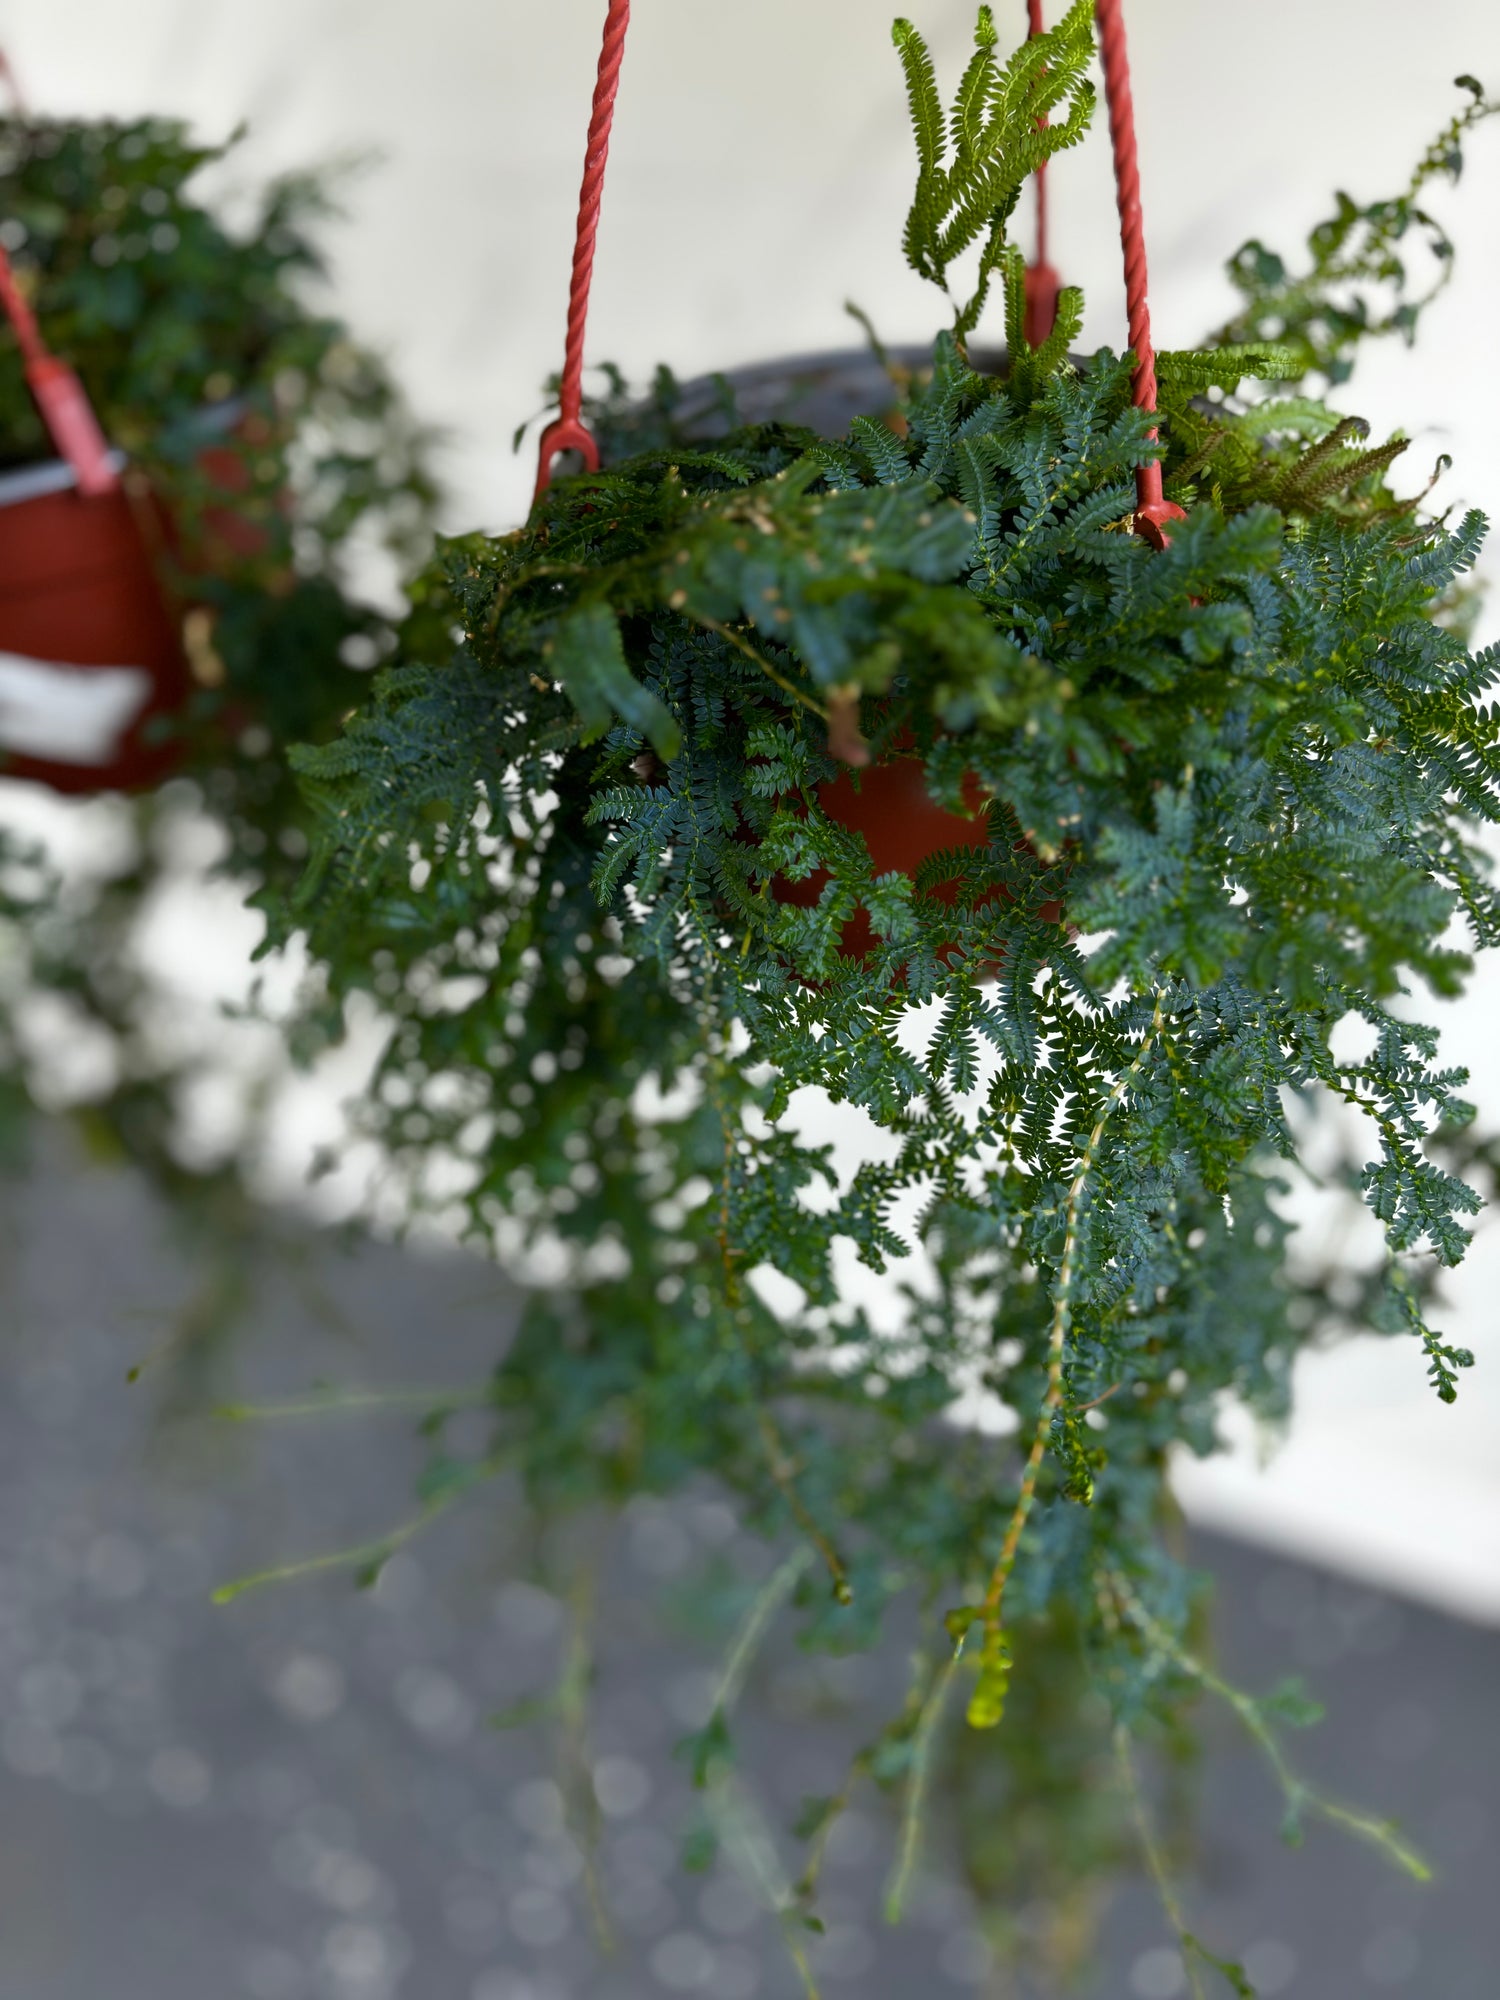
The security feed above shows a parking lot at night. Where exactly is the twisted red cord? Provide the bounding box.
[1094,0,1183,547]
[1027,0,1049,268]
[534,0,631,501]
[1022,0,1060,346]
[0,238,117,494]
[0,239,46,368]
[0,46,26,114]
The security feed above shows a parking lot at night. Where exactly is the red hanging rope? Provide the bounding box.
[0,239,118,495]
[1022,0,1061,347]
[534,2,1180,546]
[1093,0,1184,548]
[533,0,632,502]
[0,45,27,115]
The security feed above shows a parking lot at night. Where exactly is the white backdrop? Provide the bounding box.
[3,0,1499,1616]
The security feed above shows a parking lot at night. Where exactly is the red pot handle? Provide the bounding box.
[533,0,631,501]
[0,46,26,115]
[1093,0,1184,547]
[0,238,119,497]
[538,2,1182,546]
[1026,2,1183,547]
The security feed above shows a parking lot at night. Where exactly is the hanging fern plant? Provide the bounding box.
[237,5,1500,1984]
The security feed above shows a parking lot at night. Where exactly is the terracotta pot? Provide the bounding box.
[698,347,1050,966]
[0,453,188,793]
[187,404,287,569]
[767,755,1004,962]
[0,396,295,790]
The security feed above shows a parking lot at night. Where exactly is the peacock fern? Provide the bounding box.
[256,8,1499,1985]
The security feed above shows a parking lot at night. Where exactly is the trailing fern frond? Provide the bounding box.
[1212,74,1499,384]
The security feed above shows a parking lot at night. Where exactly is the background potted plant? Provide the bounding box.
[0,98,438,1332]
[0,98,435,807]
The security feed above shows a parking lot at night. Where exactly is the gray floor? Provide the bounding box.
[0,1132,1495,2000]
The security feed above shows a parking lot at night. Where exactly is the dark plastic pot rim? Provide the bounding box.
[0,395,249,510]
[0,448,127,508]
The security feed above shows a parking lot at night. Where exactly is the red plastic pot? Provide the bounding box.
[0,455,189,793]
[0,238,196,792]
[189,405,286,569]
[769,755,1005,962]
[694,349,1060,969]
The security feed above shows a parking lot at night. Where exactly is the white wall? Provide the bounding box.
[4,0,1499,1617]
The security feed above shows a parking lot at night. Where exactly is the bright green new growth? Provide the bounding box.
[894,4,1095,334]
[259,12,1497,1984]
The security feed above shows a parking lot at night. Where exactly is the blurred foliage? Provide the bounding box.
[0,108,438,876]
[1213,75,1496,387]
[0,108,438,1353]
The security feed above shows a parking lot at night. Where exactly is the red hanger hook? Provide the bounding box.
[1094,0,1185,548]
[535,5,1180,546]
[533,0,631,502]
[0,46,27,114]
[0,240,118,496]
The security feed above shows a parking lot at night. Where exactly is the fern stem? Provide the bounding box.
[712,1543,815,1719]
[1106,1569,1430,1881]
[795,1743,874,1911]
[884,1640,966,1923]
[690,612,829,721]
[212,1496,449,1604]
[755,1408,852,1604]
[976,991,1166,1643]
[1114,1725,1211,2000]
[558,1563,614,1954]
[213,1385,488,1422]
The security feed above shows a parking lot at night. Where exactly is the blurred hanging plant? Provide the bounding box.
[0,107,437,1331]
[243,6,1500,1985]
[241,9,1500,1981]
[0,107,438,870]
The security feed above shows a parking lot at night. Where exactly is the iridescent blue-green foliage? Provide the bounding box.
[268,7,1497,1969]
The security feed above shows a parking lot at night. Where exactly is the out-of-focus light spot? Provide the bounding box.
[507,1886,570,1948]
[272,1653,346,1725]
[1362,1926,1421,1985]
[148,1744,212,1809]
[1243,1939,1298,1996]
[1129,1946,1187,1999]
[593,1753,652,1819]
[394,1665,475,1745]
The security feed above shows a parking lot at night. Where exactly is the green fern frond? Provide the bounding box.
[1157,344,1299,393]
[892,18,947,180]
[897,3,1097,334]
